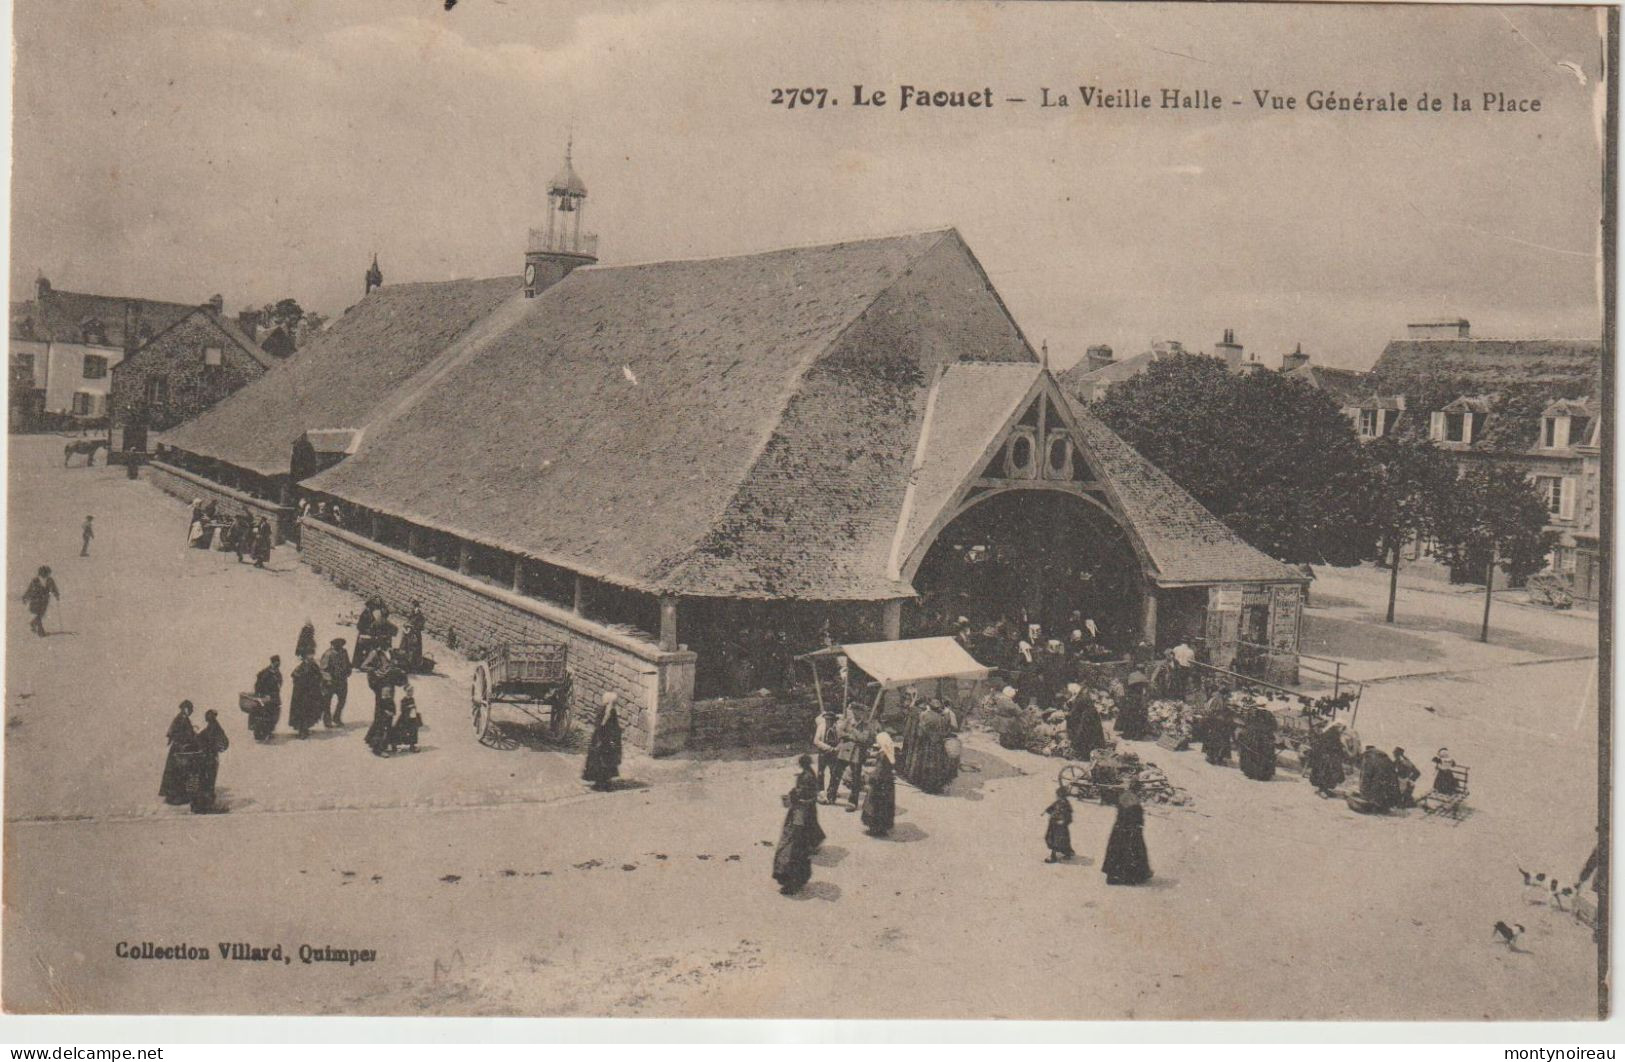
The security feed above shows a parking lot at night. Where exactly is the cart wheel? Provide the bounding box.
[471,663,493,746]
[1058,764,1086,790]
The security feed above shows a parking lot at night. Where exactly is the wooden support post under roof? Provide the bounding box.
[407,527,424,557]
[1141,589,1158,650]
[512,556,525,594]
[367,510,380,541]
[572,575,585,615]
[882,600,902,641]
[457,541,472,576]
[659,595,679,652]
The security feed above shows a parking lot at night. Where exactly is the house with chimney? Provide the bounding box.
[109,301,272,434]
[8,277,209,426]
[1366,317,1603,600]
[1060,329,1259,403]
[151,146,1308,753]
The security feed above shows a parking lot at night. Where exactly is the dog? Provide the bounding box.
[1519,867,1549,905]
[1492,921,1526,950]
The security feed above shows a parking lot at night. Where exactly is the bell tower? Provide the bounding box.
[525,140,598,298]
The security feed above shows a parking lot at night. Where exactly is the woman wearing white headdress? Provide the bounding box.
[861,731,897,837]
[582,691,623,791]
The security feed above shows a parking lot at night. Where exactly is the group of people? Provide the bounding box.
[1043,787,1153,886]
[187,498,273,568]
[158,700,231,813]
[951,615,1119,712]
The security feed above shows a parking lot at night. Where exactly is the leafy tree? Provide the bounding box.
[1090,353,1381,566]
[263,298,305,333]
[1365,434,1460,623]
[1430,463,1558,642]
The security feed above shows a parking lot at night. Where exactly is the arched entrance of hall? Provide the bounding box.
[904,488,1147,652]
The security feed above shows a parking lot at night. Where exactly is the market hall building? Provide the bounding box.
[156,170,1305,754]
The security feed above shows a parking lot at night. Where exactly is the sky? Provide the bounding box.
[8,1,1609,371]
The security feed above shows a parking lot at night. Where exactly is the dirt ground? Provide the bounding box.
[2,436,1602,1019]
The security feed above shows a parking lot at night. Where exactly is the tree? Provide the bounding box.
[1365,434,1459,623]
[1430,464,1558,642]
[1090,353,1381,566]
[263,298,305,333]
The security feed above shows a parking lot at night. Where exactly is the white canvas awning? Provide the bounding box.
[837,637,990,690]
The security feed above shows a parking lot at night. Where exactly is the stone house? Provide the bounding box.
[109,304,270,433]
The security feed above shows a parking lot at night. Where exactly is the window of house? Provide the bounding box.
[1443,412,1465,442]
[144,376,169,406]
[203,346,223,367]
[1536,475,1564,517]
[14,354,33,376]
[1543,417,1558,448]
[70,391,98,416]
[1571,416,1591,447]
[1359,409,1380,437]
[82,354,108,380]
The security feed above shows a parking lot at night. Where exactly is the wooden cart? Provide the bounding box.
[470,643,572,747]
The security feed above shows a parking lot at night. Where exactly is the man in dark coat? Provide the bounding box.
[1358,747,1401,812]
[191,709,229,813]
[159,701,197,805]
[233,511,254,562]
[252,518,273,568]
[582,692,623,790]
[249,656,282,741]
[22,566,59,636]
[826,706,871,810]
[399,601,430,673]
[288,653,326,738]
[1392,747,1421,806]
[319,638,352,727]
[1043,786,1075,863]
[352,598,387,668]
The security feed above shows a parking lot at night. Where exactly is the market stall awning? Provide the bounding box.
[838,637,990,690]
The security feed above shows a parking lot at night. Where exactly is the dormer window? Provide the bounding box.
[1431,401,1483,445]
[82,354,108,380]
[1359,409,1380,437]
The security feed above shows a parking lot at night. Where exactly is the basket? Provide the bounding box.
[238,692,268,714]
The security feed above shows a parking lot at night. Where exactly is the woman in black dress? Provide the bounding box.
[1115,672,1153,740]
[1102,791,1153,885]
[364,684,397,757]
[159,701,197,805]
[861,733,896,837]
[772,755,824,893]
[295,620,317,661]
[1237,707,1278,781]
[1065,685,1106,759]
[583,692,623,791]
[1306,723,1346,796]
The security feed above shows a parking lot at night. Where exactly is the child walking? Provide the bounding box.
[1043,786,1075,863]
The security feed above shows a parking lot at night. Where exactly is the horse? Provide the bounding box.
[63,438,107,466]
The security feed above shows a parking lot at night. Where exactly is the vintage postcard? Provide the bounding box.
[3,0,1612,1022]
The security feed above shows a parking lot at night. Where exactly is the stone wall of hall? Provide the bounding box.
[300,519,696,755]
[687,687,823,749]
[148,461,295,543]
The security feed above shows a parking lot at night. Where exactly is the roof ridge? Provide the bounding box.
[572,227,956,274]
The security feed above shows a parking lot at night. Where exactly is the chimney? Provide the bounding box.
[1215,328,1244,371]
[35,274,51,302]
[1281,343,1309,372]
[237,311,259,336]
[205,294,224,315]
[1406,318,1470,340]
[1085,344,1114,372]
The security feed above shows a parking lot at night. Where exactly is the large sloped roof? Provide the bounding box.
[1066,399,1308,586]
[160,275,521,474]
[1058,349,1159,400]
[308,230,974,598]
[1372,338,1601,391]
[114,306,273,371]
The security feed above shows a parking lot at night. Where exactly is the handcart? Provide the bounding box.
[470,642,573,747]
